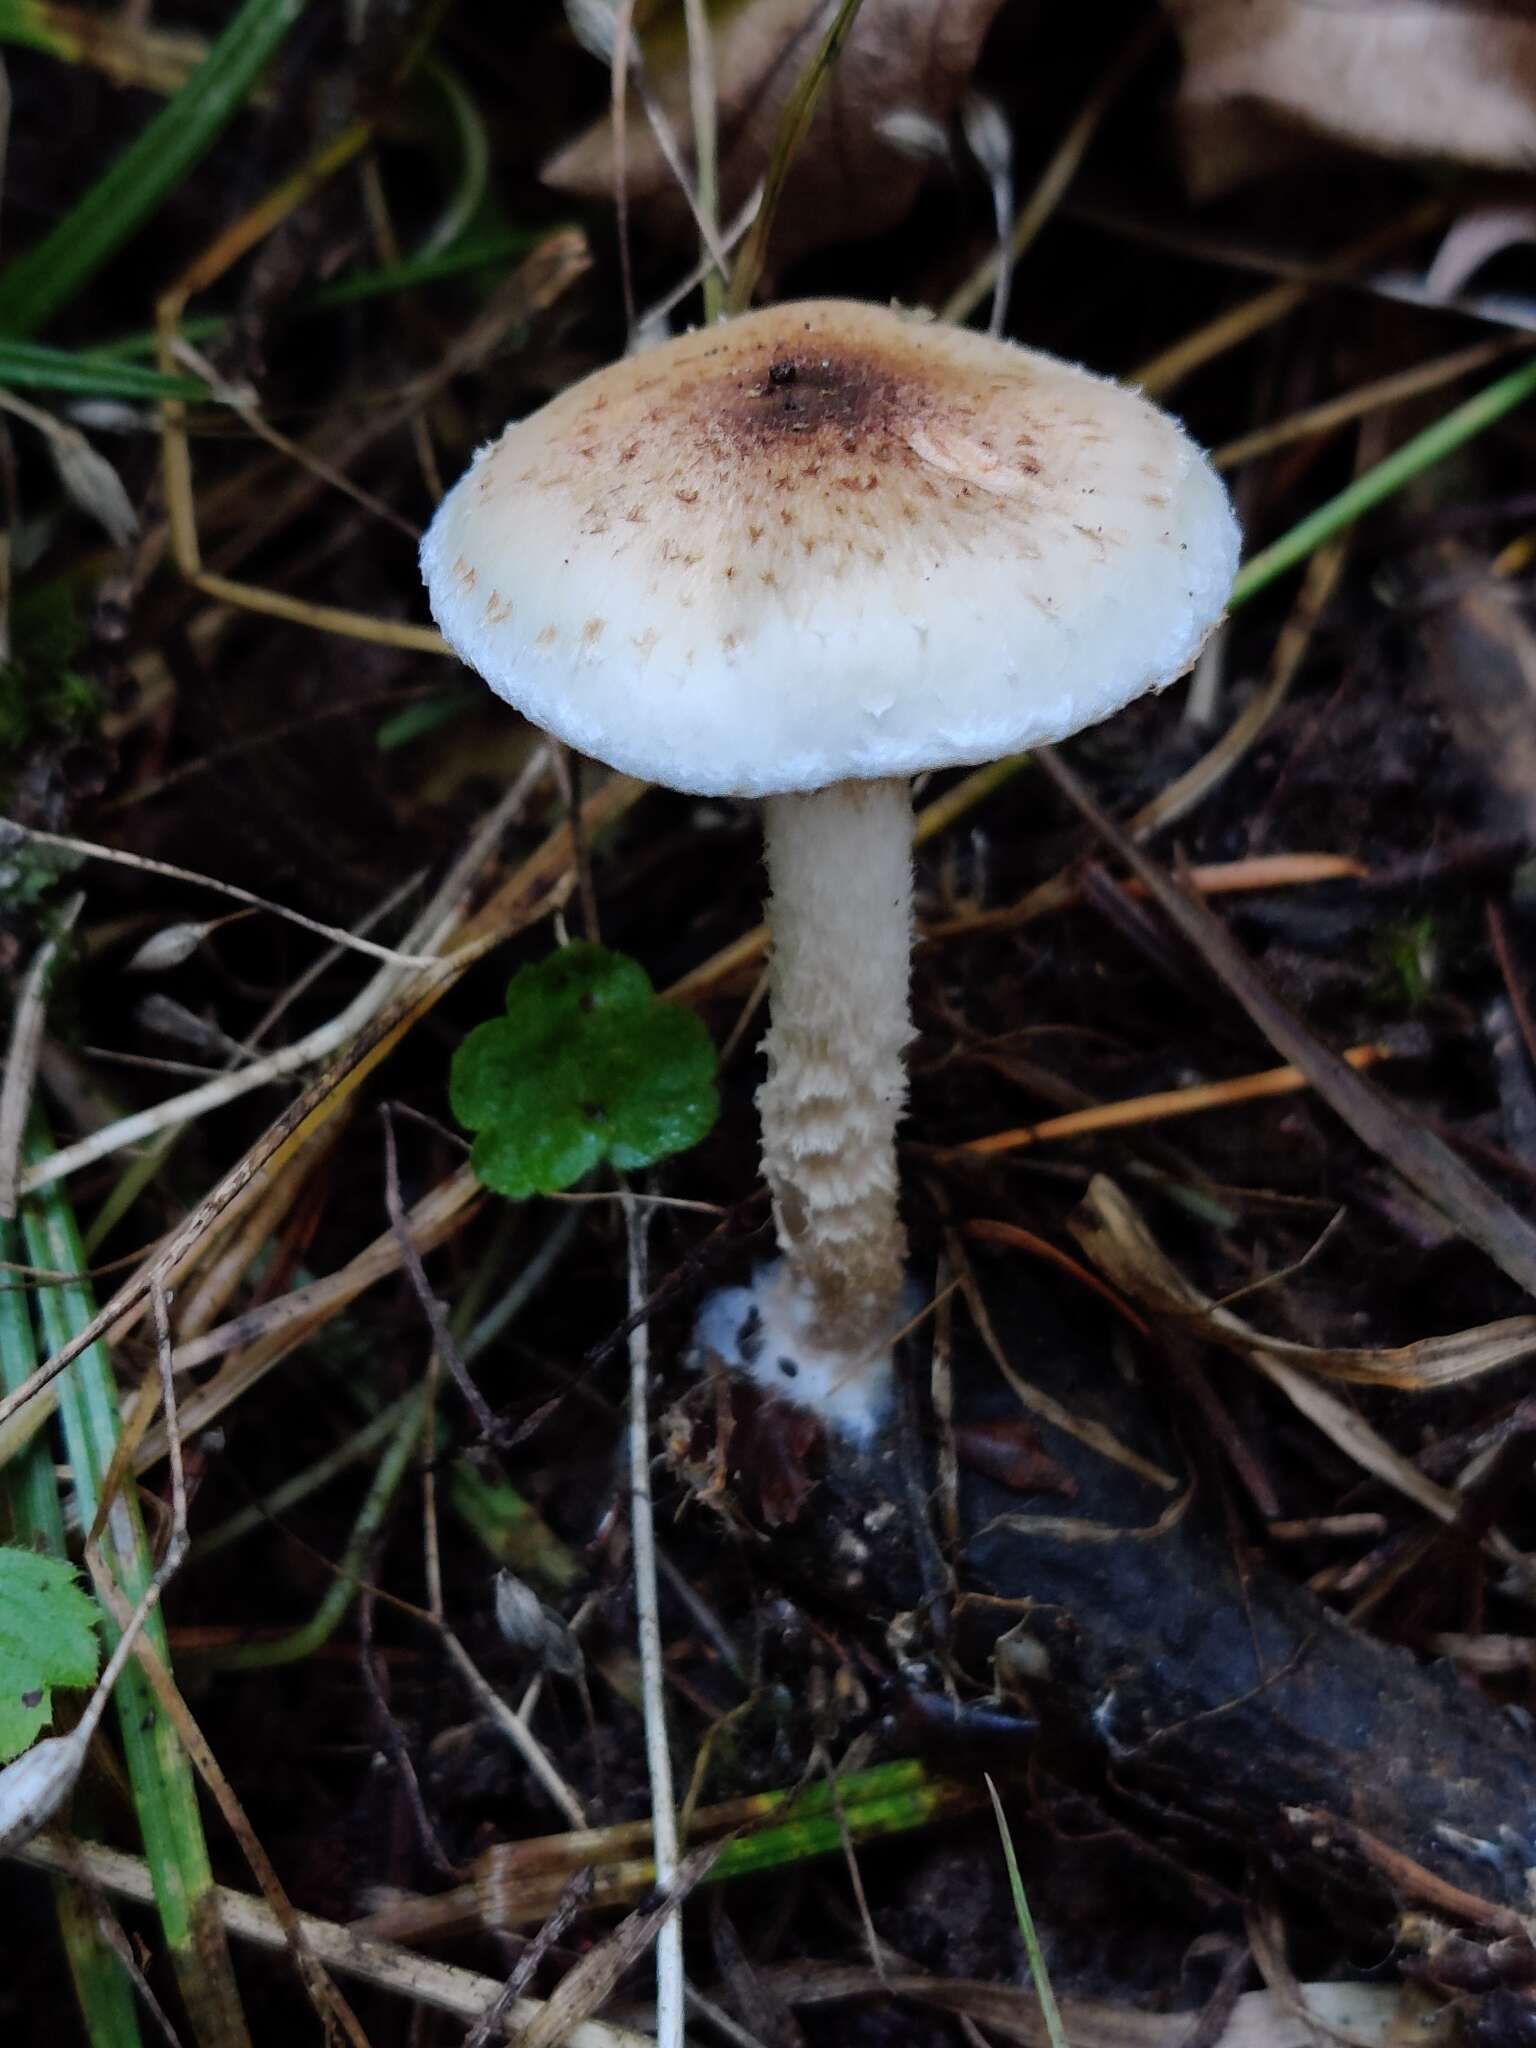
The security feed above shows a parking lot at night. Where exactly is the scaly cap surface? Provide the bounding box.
[421,300,1239,796]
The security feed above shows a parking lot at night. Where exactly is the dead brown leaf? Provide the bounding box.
[1069,1175,1536,1396]
[736,1391,823,1527]
[952,1418,1077,1499]
[1417,542,1536,838]
[1429,1633,1536,1674]
[544,0,1009,275]
[1069,1176,1533,1560]
[951,1230,1180,1493]
[1165,0,1536,198]
[758,1964,1414,2048]
[1427,196,1536,303]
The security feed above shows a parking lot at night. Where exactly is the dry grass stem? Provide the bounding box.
[957,1042,1394,1157]
[4,822,443,967]
[949,1230,1178,1492]
[13,1836,654,2046]
[927,853,1365,942]
[1132,198,1447,396]
[623,1190,686,2047]
[1071,1178,1533,1572]
[1040,747,1536,1301]
[0,895,80,1217]
[1213,335,1525,469]
[943,15,1163,327]
[439,1629,588,1831]
[19,753,605,1199]
[169,1164,480,1376]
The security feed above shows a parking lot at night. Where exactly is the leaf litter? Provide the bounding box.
[6,5,1536,2047]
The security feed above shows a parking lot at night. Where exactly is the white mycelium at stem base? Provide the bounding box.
[750,777,915,1422]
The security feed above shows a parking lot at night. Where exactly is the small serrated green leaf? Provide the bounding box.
[0,1547,101,1762]
[451,942,718,1199]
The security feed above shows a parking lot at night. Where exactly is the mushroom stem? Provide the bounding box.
[758,776,914,1373]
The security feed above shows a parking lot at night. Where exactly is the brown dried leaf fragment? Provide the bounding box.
[1426,197,1536,304]
[1417,542,1536,840]
[952,1418,1077,1499]
[1068,1177,1534,1561]
[737,1392,824,1527]
[544,0,1009,274]
[1165,0,1536,198]
[1070,1173,1536,1396]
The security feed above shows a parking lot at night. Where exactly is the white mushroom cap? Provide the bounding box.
[421,300,1239,798]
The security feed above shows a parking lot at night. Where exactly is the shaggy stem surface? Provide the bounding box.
[758,777,913,1374]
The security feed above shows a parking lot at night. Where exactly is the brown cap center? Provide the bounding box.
[713,346,910,456]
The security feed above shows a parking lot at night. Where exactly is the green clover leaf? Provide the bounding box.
[451,942,719,1199]
[0,1547,101,1763]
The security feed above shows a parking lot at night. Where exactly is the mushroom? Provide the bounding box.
[421,299,1239,1435]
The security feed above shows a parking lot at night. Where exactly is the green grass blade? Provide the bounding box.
[85,313,226,364]
[374,685,480,751]
[449,1457,584,1593]
[987,1774,1069,2048]
[84,227,544,369]
[20,1120,251,2047]
[48,1881,145,2048]
[417,57,491,259]
[196,1388,421,1560]
[205,1384,424,1671]
[708,1763,961,1884]
[0,0,307,336]
[0,0,209,100]
[1230,350,1536,609]
[0,1219,64,1545]
[0,0,70,59]
[725,0,867,315]
[0,337,205,399]
[311,227,544,307]
[1,1215,145,2048]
